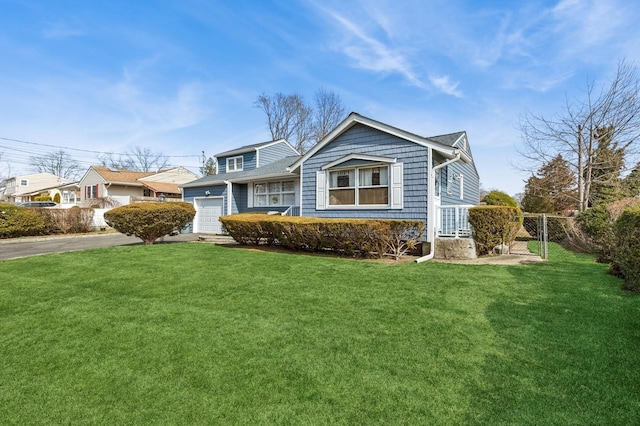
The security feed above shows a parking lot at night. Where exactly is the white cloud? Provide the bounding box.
[325,10,427,89]
[428,75,463,98]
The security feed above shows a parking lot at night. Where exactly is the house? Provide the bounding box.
[78,166,198,205]
[182,113,480,256]
[1,173,71,204]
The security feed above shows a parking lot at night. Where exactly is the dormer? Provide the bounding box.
[215,139,299,174]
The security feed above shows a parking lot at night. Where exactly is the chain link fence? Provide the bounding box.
[508,214,585,260]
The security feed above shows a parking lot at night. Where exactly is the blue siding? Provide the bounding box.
[440,160,480,205]
[233,183,247,213]
[258,142,297,167]
[218,151,257,173]
[301,123,429,223]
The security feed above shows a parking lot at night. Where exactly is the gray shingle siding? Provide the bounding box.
[439,161,480,205]
[301,124,429,222]
[258,142,298,167]
[218,151,257,174]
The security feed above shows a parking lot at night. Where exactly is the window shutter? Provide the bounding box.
[247,183,254,208]
[390,163,403,209]
[316,170,326,210]
[95,184,98,198]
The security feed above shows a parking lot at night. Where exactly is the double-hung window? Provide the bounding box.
[254,181,296,206]
[328,165,389,206]
[227,156,243,172]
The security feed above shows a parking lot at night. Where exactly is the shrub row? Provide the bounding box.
[0,204,98,238]
[104,202,195,245]
[614,205,640,292]
[0,203,46,238]
[37,207,95,234]
[219,214,425,259]
[468,205,520,256]
[575,198,640,263]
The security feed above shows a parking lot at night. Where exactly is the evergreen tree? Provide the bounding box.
[521,154,578,213]
[589,126,625,206]
[622,162,640,197]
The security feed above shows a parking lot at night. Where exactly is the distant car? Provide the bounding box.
[18,201,59,208]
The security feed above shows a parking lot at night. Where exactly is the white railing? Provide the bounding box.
[437,205,473,238]
[282,206,300,216]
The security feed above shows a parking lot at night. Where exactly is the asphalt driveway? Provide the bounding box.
[0,232,201,260]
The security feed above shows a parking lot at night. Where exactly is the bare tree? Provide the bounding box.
[200,153,217,176]
[30,150,82,180]
[313,88,347,142]
[518,59,640,211]
[98,153,135,170]
[126,146,169,172]
[255,89,347,154]
[98,146,169,172]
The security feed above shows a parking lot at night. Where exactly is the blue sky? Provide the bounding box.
[1,0,639,195]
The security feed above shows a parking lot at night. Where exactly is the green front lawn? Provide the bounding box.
[0,243,639,424]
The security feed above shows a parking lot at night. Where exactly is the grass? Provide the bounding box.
[0,242,639,424]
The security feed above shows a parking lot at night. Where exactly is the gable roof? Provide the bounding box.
[91,166,154,184]
[182,155,300,188]
[289,112,472,171]
[428,131,466,147]
[140,181,182,195]
[216,139,299,158]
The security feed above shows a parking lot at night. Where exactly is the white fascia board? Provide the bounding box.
[289,112,462,170]
[321,153,397,170]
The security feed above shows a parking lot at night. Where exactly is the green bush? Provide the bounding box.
[0,203,46,238]
[468,205,519,256]
[53,193,61,204]
[614,205,640,292]
[104,202,195,245]
[576,198,640,263]
[482,190,519,208]
[38,207,95,234]
[219,214,425,259]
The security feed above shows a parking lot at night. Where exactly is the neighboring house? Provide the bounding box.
[182,113,480,248]
[2,173,71,204]
[78,166,198,205]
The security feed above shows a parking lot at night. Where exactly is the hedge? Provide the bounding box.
[0,203,46,238]
[104,202,195,245]
[37,207,95,234]
[219,214,425,259]
[468,205,519,256]
[614,205,640,292]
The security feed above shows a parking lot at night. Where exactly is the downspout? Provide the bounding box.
[415,151,462,263]
[224,180,232,215]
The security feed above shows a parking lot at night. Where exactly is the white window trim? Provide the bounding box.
[226,156,243,172]
[327,164,390,209]
[20,179,28,187]
[252,180,296,208]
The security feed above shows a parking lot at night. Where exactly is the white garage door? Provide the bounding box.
[195,198,224,234]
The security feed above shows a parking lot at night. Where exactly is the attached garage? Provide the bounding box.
[194,197,224,234]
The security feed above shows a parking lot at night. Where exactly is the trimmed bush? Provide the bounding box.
[482,190,519,209]
[614,205,640,292]
[104,202,195,245]
[468,205,519,256]
[38,207,95,234]
[0,203,46,238]
[219,214,424,259]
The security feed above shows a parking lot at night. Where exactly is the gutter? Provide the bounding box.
[224,180,232,215]
[415,151,462,263]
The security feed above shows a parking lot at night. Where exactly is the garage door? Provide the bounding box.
[195,198,224,234]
